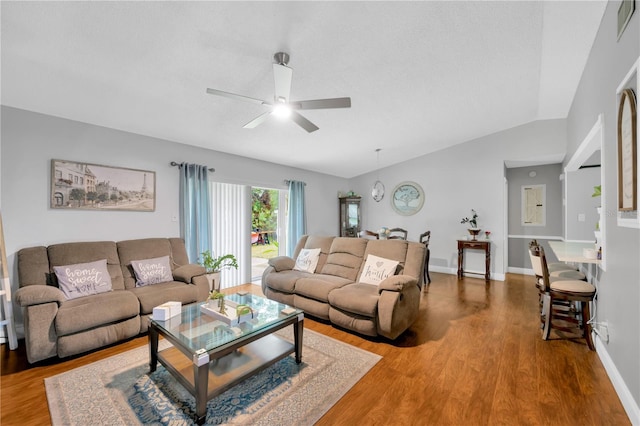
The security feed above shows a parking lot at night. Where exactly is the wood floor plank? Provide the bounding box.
[1,276,631,425]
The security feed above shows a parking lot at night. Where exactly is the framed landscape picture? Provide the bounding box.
[51,159,156,211]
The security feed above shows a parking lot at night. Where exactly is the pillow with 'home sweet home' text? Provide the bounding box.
[53,259,113,300]
[131,255,174,287]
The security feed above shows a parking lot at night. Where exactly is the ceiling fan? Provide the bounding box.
[206,52,351,133]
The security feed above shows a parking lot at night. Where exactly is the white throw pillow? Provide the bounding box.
[359,254,399,285]
[293,248,322,273]
[131,255,174,287]
[53,259,113,300]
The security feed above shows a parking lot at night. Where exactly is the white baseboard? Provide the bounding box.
[507,267,534,275]
[595,335,640,425]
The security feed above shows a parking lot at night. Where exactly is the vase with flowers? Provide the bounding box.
[378,227,391,239]
[461,209,481,240]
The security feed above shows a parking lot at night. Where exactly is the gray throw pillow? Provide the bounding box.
[131,255,173,287]
[53,259,113,300]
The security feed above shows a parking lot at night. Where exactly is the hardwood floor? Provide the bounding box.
[1,274,629,425]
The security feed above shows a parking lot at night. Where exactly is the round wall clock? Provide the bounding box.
[371,180,385,202]
[391,181,424,216]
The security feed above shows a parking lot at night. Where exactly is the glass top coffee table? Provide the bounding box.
[148,293,304,425]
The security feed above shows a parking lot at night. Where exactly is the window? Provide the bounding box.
[522,184,546,226]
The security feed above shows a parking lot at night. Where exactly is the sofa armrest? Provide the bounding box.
[268,256,295,272]
[173,264,206,284]
[377,275,418,294]
[15,285,65,307]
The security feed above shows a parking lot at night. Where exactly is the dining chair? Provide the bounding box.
[529,242,596,350]
[359,230,379,239]
[419,231,431,285]
[528,240,586,280]
[387,228,408,240]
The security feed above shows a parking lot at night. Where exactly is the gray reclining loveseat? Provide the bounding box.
[262,235,426,339]
[15,237,208,363]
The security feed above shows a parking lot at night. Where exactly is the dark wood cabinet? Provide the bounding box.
[339,196,361,237]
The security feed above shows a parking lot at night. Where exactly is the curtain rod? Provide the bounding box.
[170,161,215,172]
[283,179,306,186]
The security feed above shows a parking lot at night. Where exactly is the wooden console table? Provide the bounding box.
[457,239,491,281]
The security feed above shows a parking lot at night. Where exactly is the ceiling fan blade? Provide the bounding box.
[290,111,319,133]
[243,111,273,129]
[206,88,269,106]
[273,63,292,103]
[292,97,351,110]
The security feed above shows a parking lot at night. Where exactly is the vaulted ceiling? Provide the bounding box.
[1,1,607,178]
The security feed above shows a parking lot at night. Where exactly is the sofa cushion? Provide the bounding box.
[328,283,379,318]
[301,235,335,273]
[295,274,353,302]
[53,259,113,300]
[358,240,409,279]
[131,255,173,287]
[168,238,190,266]
[47,241,125,291]
[55,290,139,336]
[117,238,175,289]
[173,264,206,283]
[128,281,199,314]
[263,270,309,294]
[320,237,368,281]
[17,246,50,286]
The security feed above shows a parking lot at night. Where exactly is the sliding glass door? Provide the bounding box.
[210,182,287,287]
[251,187,287,281]
[209,182,251,288]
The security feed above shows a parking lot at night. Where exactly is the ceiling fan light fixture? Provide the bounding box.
[273,104,292,119]
[206,52,351,132]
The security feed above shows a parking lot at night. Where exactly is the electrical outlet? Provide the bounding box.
[578,213,586,222]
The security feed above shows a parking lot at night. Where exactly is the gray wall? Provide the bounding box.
[1,106,347,324]
[347,119,567,279]
[564,0,639,416]
[507,163,563,269]
[565,166,601,241]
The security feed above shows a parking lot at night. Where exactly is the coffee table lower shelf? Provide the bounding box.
[155,333,295,399]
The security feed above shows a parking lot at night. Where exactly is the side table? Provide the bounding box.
[457,239,490,281]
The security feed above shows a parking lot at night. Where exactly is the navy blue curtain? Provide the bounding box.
[179,163,212,263]
[287,180,306,257]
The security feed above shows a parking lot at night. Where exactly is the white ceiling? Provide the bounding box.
[1,1,606,178]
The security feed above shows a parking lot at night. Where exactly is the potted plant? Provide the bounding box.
[207,289,227,313]
[460,209,481,240]
[592,185,602,248]
[199,250,238,291]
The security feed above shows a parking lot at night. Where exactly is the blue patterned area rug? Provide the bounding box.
[45,328,381,425]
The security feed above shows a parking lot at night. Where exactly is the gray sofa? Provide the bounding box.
[262,235,426,339]
[14,237,209,363]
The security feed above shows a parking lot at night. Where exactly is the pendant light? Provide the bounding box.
[371,148,385,202]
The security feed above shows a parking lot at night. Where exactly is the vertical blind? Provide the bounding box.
[210,182,252,288]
